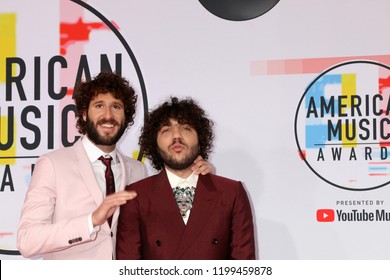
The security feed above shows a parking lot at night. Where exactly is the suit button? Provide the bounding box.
[156,240,161,246]
[68,240,73,244]
[77,237,82,242]
[211,238,218,245]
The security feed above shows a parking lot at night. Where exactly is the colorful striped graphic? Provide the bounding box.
[251,55,390,75]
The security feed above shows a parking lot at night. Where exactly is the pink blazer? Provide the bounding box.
[17,139,147,259]
[116,170,255,260]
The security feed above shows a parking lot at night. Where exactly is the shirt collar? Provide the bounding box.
[166,168,199,189]
[82,136,119,164]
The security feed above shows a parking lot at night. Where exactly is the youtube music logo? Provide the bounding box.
[317,209,335,222]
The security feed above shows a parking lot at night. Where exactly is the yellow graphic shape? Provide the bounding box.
[0,116,16,165]
[132,150,145,163]
[0,13,16,83]
[341,73,357,147]
[341,123,357,148]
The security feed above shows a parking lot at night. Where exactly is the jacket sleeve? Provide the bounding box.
[229,182,256,260]
[16,155,93,258]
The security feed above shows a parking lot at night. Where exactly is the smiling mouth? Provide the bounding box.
[97,118,119,129]
[100,123,115,128]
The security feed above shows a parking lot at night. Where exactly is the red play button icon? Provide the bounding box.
[316,209,335,222]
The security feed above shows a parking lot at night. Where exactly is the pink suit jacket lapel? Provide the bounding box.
[73,139,104,210]
[112,151,127,226]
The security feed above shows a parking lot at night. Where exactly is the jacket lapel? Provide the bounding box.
[116,152,127,192]
[174,174,220,259]
[151,171,187,258]
[73,140,104,210]
[111,152,127,225]
[153,170,186,233]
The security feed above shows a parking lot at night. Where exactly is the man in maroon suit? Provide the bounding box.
[116,97,255,260]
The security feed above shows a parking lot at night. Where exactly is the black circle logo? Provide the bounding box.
[295,60,390,191]
[199,0,280,21]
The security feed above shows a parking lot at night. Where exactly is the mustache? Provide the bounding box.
[97,118,120,126]
[168,139,187,149]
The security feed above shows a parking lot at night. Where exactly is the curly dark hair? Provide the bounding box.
[139,96,214,170]
[73,72,137,134]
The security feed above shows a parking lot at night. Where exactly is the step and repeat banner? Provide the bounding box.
[1,0,390,260]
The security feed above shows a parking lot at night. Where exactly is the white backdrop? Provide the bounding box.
[1,0,390,260]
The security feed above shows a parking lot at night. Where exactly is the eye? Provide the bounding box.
[182,125,193,131]
[160,127,170,134]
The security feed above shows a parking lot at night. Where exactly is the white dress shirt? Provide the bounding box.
[166,169,198,225]
[82,136,122,233]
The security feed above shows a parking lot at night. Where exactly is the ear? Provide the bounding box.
[82,110,87,121]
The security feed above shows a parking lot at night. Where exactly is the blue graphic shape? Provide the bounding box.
[369,166,387,171]
[305,74,342,148]
[305,74,342,113]
[306,124,328,148]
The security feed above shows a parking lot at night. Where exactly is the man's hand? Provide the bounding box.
[92,190,137,227]
[191,155,215,175]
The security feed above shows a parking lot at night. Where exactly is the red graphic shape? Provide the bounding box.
[298,149,306,160]
[60,17,118,55]
[379,75,390,94]
[0,232,13,238]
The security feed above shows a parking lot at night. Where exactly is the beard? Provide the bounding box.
[158,140,200,171]
[86,116,126,146]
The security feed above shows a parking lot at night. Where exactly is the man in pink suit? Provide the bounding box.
[16,73,212,260]
[116,97,255,260]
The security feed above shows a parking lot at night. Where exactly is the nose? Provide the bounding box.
[172,125,182,139]
[102,107,113,118]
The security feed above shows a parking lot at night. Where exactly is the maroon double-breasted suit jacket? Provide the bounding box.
[116,169,255,260]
